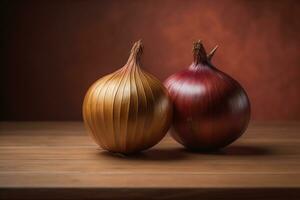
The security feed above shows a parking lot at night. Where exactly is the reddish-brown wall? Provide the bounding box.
[2,0,300,121]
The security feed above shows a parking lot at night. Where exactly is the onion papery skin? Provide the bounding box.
[164,41,250,150]
[83,41,172,154]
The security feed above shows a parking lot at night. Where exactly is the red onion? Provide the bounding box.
[164,40,250,150]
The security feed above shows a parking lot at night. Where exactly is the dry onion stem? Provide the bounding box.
[83,40,172,154]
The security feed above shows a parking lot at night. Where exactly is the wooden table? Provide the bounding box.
[0,122,299,200]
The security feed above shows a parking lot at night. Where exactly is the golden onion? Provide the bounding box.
[83,40,172,154]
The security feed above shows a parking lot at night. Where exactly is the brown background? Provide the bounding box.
[1,0,300,121]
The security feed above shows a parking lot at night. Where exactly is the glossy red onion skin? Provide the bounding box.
[165,63,250,150]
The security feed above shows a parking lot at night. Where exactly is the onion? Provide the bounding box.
[83,40,172,154]
[164,40,250,150]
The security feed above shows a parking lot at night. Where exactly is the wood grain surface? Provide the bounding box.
[0,122,300,199]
